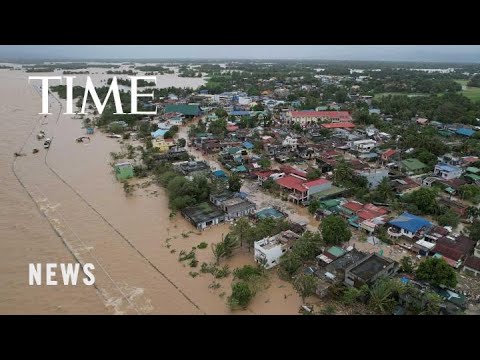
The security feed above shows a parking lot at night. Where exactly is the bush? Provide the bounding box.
[228,281,254,310]
[197,242,208,249]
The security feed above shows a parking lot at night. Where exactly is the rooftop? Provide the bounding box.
[256,207,285,220]
[291,111,352,121]
[182,202,225,224]
[464,256,480,271]
[321,122,356,129]
[348,253,394,282]
[401,158,428,171]
[175,161,210,175]
[255,230,300,251]
[164,104,201,116]
[389,212,432,233]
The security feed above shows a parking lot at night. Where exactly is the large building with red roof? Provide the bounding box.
[275,172,332,205]
[287,110,353,126]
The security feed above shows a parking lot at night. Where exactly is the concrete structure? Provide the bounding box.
[349,139,377,153]
[173,161,210,177]
[254,230,300,268]
[434,163,463,180]
[114,162,134,181]
[210,191,256,220]
[356,168,389,189]
[345,253,398,288]
[287,110,352,126]
[181,202,225,230]
[276,175,332,205]
[152,138,173,153]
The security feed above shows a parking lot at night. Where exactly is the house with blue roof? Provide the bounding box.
[243,141,254,150]
[434,163,463,180]
[229,111,252,117]
[456,128,476,137]
[212,169,228,179]
[151,129,168,139]
[388,212,432,239]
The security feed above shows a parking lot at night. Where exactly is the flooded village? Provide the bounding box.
[2,59,480,315]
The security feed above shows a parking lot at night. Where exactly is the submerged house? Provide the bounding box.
[254,230,300,268]
[210,191,256,220]
[181,202,225,230]
[114,162,134,181]
[164,104,201,118]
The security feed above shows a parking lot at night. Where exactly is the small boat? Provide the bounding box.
[32,148,39,154]
[37,131,45,140]
[106,134,122,139]
[44,138,52,149]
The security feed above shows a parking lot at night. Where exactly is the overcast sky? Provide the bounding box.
[1,45,480,62]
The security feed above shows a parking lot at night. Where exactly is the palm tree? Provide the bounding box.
[376,177,393,203]
[367,278,398,314]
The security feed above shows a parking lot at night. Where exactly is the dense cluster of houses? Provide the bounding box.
[118,84,480,313]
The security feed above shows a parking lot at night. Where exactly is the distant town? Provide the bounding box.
[7,59,480,315]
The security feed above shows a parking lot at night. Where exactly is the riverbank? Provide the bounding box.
[0,69,310,314]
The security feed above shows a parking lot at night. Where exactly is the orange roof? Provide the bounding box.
[343,201,364,212]
[276,175,306,192]
[291,111,352,121]
[321,122,355,129]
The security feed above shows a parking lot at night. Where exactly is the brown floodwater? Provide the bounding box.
[0,68,306,314]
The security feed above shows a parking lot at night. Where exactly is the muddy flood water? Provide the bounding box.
[0,68,310,314]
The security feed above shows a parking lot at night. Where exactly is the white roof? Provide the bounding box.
[415,239,435,250]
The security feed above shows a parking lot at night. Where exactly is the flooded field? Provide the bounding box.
[0,68,305,314]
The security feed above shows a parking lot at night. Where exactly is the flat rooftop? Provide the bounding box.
[349,254,392,282]
[256,230,299,250]
[182,202,225,224]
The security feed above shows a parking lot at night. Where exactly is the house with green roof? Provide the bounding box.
[164,104,201,118]
[464,167,480,184]
[401,158,429,175]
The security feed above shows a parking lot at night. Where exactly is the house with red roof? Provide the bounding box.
[433,234,476,268]
[321,122,355,130]
[276,175,332,205]
[287,110,353,126]
[381,149,397,163]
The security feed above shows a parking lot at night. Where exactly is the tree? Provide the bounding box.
[468,221,480,241]
[308,199,320,215]
[416,257,457,288]
[404,187,439,215]
[177,138,186,147]
[367,278,399,314]
[332,159,354,186]
[211,234,239,264]
[435,209,459,228]
[211,242,225,265]
[307,167,322,181]
[228,281,253,310]
[228,173,242,192]
[230,217,252,248]
[400,256,414,274]
[259,158,271,169]
[293,274,317,302]
[279,252,302,278]
[374,177,394,203]
[459,184,480,204]
[214,108,228,118]
[320,215,352,245]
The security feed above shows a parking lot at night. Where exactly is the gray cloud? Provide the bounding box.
[1,45,479,62]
